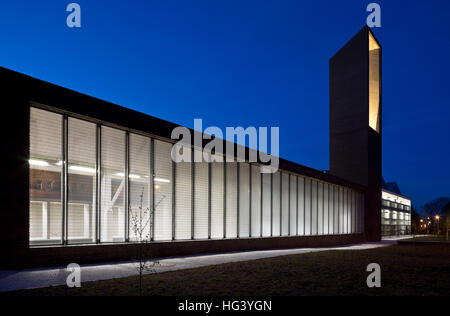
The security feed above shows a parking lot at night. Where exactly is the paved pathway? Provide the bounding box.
[0,240,399,293]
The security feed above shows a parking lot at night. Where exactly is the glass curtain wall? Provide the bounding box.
[30,107,366,246]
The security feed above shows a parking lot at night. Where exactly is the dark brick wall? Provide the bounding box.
[1,69,30,266]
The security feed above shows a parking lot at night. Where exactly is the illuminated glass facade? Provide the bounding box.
[381,190,411,236]
[29,106,365,246]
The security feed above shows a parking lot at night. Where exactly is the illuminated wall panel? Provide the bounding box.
[100,126,126,243]
[29,108,63,245]
[323,183,329,234]
[304,179,311,235]
[154,140,173,241]
[289,175,297,235]
[272,172,281,236]
[262,173,271,237]
[334,185,339,234]
[281,173,289,236]
[194,156,209,239]
[67,118,97,244]
[318,182,323,235]
[311,180,318,235]
[297,177,305,235]
[239,163,250,238]
[128,133,150,242]
[226,162,238,238]
[210,162,224,239]
[251,165,261,237]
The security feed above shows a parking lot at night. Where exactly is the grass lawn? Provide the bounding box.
[399,235,449,243]
[5,243,450,296]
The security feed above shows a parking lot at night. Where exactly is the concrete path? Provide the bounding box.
[0,240,398,293]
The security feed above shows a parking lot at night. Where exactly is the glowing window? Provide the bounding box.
[369,32,381,133]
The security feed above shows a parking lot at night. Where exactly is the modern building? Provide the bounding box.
[1,26,382,269]
[381,190,412,236]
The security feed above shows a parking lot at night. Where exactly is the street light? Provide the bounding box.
[435,215,440,235]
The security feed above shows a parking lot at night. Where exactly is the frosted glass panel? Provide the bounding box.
[272,172,280,236]
[304,179,311,235]
[30,201,44,240]
[239,163,250,237]
[311,180,317,235]
[225,162,238,238]
[323,183,329,234]
[67,118,96,244]
[358,193,362,233]
[318,182,323,235]
[297,177,305,235]
[346,190,350,233]
[355,191,359,233]
[29,108,63,245]
[281,173,289,236]
[154,140,173,241]
[100,126,125,243]
[129,133,150,242]
[360,193,365,233]
[251,165,261,237]
[334,186,339,234]
[344,189,349,234]
[175,160,191,240]
[289,175,297,235]
[351,190,356,233]
[210,162,224,239]
[339,187,344,234]
[262,173,271,237]
[194,156,208,239]
[328,184,334,234]
[361,193,365,233]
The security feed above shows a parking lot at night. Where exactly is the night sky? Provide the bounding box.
[1,1,449,210]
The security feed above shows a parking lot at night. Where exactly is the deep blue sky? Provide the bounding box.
[1,1,449,209]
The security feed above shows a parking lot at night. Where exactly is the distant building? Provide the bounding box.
[381,190,411,236]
